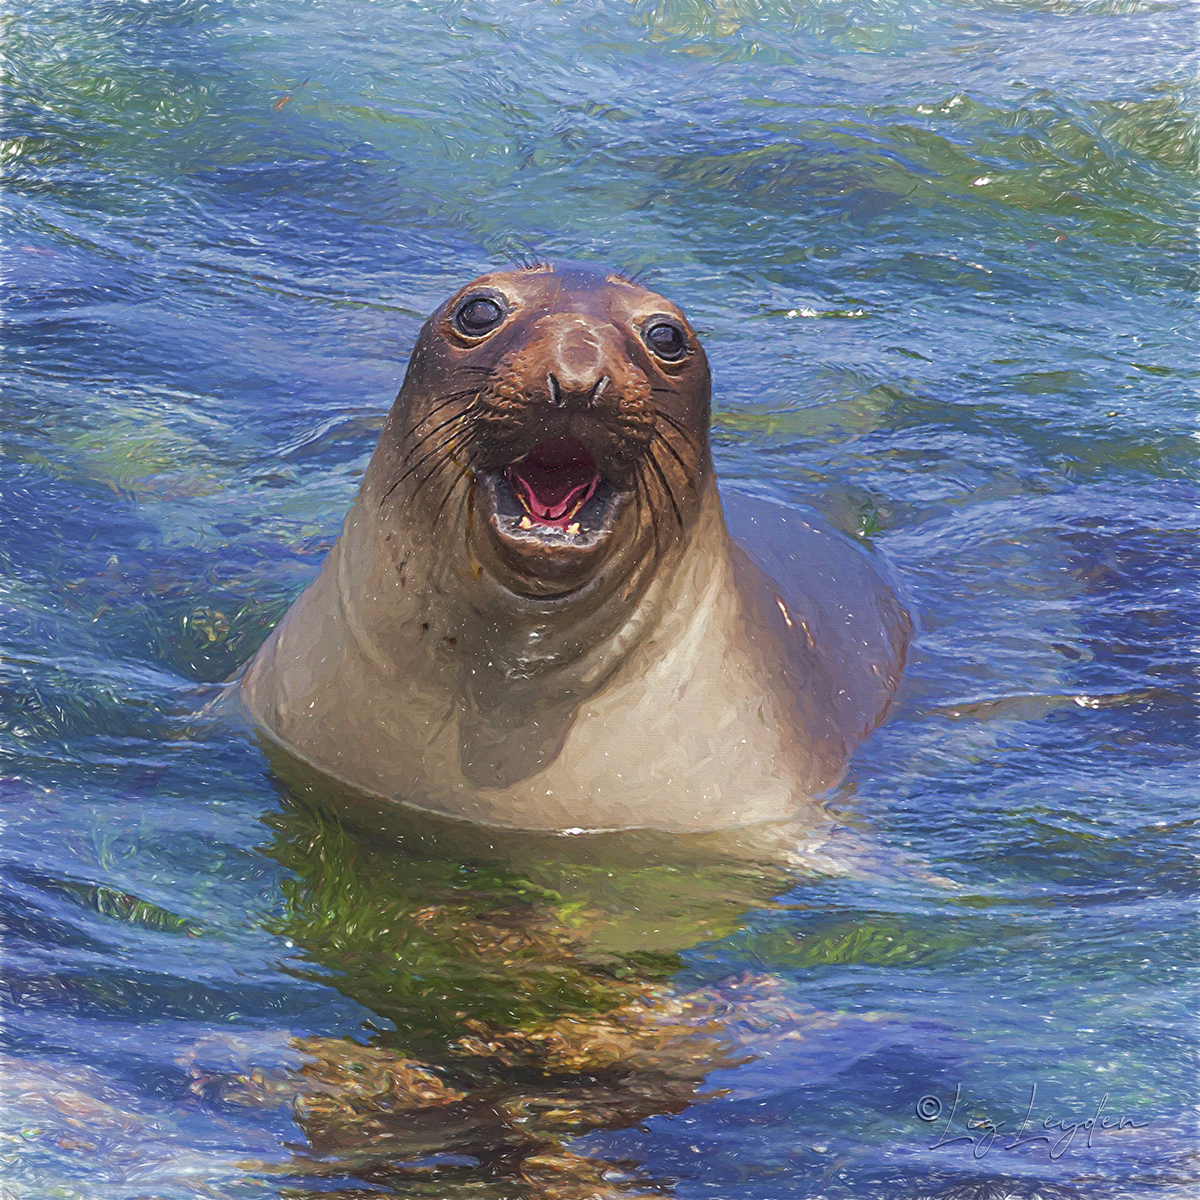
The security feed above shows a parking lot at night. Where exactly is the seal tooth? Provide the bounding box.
[520,515,533,530]
[566,522,580,536]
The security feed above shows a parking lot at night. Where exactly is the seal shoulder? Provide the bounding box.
[722,488,911,743]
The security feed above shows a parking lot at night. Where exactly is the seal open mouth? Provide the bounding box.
[484,436,620,548]
[507,437,601,530]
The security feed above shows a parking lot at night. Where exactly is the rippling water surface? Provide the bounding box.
[1,2,1197,1197]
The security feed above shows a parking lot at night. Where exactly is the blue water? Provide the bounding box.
[1,1,1196,1197]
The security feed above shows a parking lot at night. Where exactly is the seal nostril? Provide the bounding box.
[589,375,610,408]
[548,373,564,407]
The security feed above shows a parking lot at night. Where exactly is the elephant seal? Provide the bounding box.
[239,261,910,834]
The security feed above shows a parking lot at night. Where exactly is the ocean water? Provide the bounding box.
[0,1,1196,1197]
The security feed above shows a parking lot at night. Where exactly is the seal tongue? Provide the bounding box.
[507,437,600,528]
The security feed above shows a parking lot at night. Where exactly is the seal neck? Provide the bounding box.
[450,474,733,791]
[465,468,726,684]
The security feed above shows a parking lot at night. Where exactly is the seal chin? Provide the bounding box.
[477,436,632,596]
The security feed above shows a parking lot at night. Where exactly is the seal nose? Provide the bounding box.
[544,320,612,410]
[548,371,610,409]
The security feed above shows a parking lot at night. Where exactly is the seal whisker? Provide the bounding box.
[632,470,652,558]
[431,461,476,528]
[654,428,697,486]
[635,463,666,560]
[654,408,701,450]
[379,416,474,507]
[401,406,476,466]
[406,387,483,432]
[384,422,469,499]
[419,381,484,404]
[394,389,486,470]
[408,426,480,500]
[645,445,684,533]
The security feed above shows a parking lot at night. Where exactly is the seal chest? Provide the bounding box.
[239,262,910,833]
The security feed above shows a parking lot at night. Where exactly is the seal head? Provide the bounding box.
[373,261,710,601]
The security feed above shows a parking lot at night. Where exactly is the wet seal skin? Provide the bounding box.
[239,260,911,834]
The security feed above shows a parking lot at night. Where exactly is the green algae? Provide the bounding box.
[39,878,206,935]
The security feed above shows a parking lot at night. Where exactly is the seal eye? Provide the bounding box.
[644,320,687,362]
[454,296,505,337]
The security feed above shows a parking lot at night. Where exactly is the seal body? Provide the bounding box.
[240,262,909,833]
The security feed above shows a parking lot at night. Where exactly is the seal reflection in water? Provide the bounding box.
[241,798,802,1197]
[240,261,910,833]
